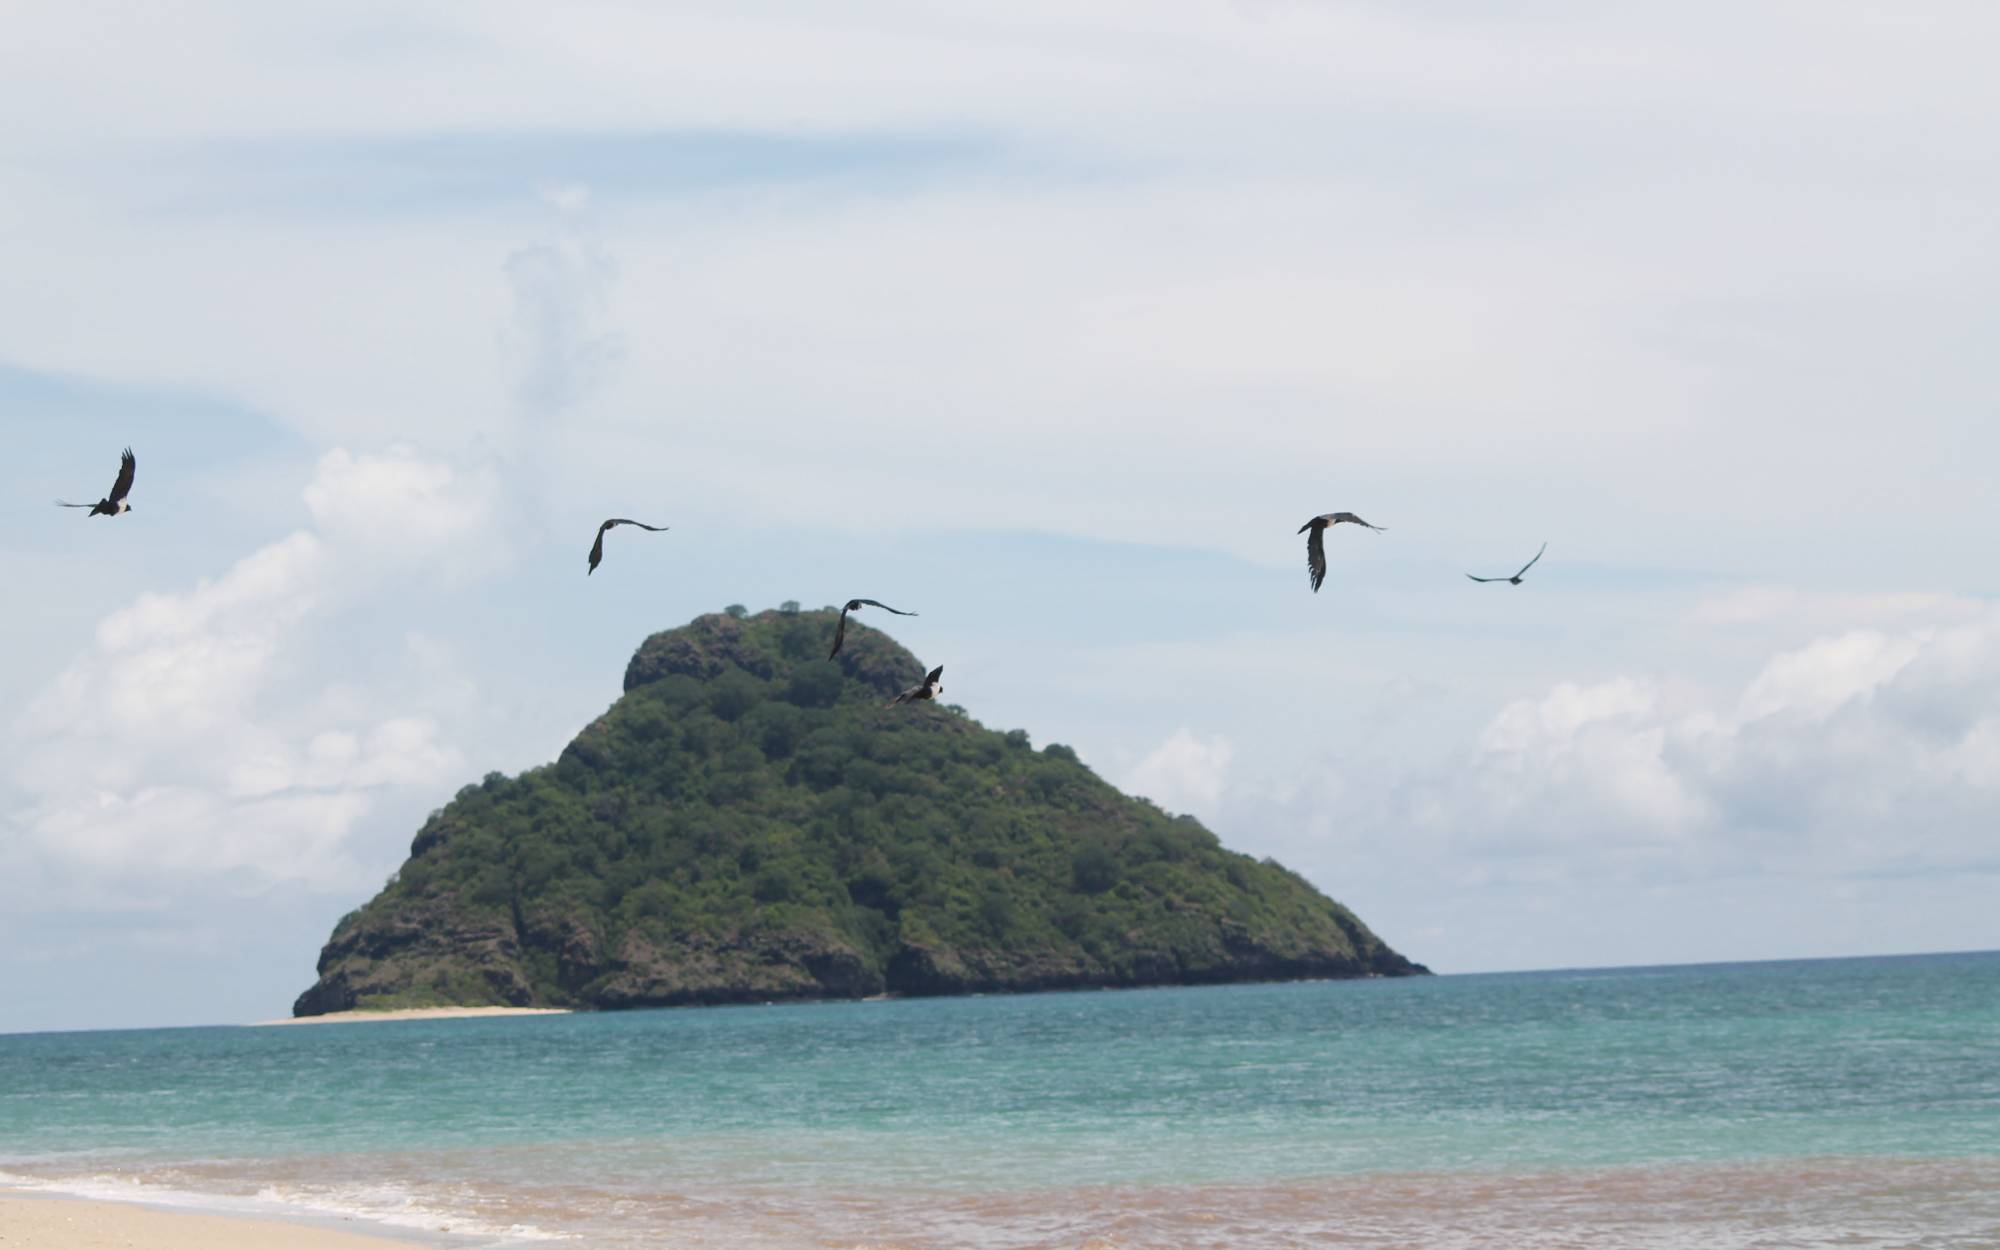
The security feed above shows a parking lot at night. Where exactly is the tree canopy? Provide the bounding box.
[295,607,1425,1015]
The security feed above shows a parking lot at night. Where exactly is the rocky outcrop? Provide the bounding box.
[294,607,1427,1017]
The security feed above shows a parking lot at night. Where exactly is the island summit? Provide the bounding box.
[294,606,1426,1016]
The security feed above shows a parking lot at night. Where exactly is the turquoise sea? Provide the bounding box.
[4,952,1998,1248]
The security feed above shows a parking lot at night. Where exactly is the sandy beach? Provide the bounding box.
[254,1006,572,1026]
[0,1195,433,1249]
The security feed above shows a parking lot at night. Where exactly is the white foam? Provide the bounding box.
[253,1181,573,1243]
[0,1168,572,1244]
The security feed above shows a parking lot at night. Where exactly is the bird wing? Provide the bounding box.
[589,519,666,573]
[54,500,92,508]
[1466,573,1502,583]
[108,448,135,504]
[1306,525,1328,592]
[828,609,851,659]
[1515,542,1547,579]
[889,667,942,706]
[853,599,917,615]
[1330,511,1384,531]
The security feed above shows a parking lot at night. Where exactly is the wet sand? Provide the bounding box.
[8,1156,1999,1247]
[0,1194,433,1249]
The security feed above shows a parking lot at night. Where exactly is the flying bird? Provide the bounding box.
[1298,511,1385,592]
[1467,542,1547,585]
[55,448,136,518]
[587,518,669,575]
[829,599,918,659]
[888,665,944,707]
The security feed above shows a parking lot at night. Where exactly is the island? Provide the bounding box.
[294,605,1427,1016]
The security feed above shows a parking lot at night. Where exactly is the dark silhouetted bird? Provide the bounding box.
[829,598,918,659]
[56,448,136,518]
[1298,511,1384,592]
[587,518,669,574]
[1467,542,1547,585]
[889,665,944,707]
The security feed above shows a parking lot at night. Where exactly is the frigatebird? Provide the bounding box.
[1298,511,1384,592]
[888,665,944,707]
[587,518,669,574]
[56,448,136,518]
[1467,543,1547,585]
[829,599,918,659]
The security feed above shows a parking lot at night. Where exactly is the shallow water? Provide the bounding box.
[4,952,1997,1247]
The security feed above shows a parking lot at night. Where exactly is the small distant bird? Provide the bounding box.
[1298,511,1385,592]
[56,448,136,518]
[1466,542,1547,586]
[889,665,943,707]
[829,599,918,659]
[587,518,669,575]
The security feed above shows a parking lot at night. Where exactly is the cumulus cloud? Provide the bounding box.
[303,445,505,574]
[1081,600,2000,972]
[4,6,1998,581]
[6,5,2000,1013]
[8,446,496,891]
[1418,613,2000,881]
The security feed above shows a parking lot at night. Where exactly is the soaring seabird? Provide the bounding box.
[1467,542,1547,585]
[829,599,918,659]
[56,448,136,518]
[1297,511,1384,592]
[587,518,669,575]
[888,665,944,707]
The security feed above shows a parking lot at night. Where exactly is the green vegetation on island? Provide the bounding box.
[294,606,1426,1015]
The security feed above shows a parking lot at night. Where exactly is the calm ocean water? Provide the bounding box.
[3,952,1998,1248]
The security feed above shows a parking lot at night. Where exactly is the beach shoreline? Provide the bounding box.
[252,1006,572,1026]
[0,1192,441,1249]
[5,957,1991,1248]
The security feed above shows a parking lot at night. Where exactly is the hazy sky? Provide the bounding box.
[4,3,1998,1032]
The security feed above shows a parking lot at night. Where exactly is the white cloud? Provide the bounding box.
[1122,729,1235,816]
[18,532,326,792]
[1735,630,1923,723]
[1421,613,2000,880]
[1469,676,1714,848]
[4,5,1996,151]
[3,5,1997,580]
[5,4,2000,1018]
[303,445,505,572]
[502,191,622,419]
[8,447,494,891]
[1082,599,2000,973]
[24,786,373,886]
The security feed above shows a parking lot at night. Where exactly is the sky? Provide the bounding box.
[3,3,1998,1033]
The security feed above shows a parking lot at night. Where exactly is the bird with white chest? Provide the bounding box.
[56,448,136,518]
[888,666,944,707]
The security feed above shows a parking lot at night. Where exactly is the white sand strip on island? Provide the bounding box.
[254,1006,573,1026]
[0,1195,436,1249]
